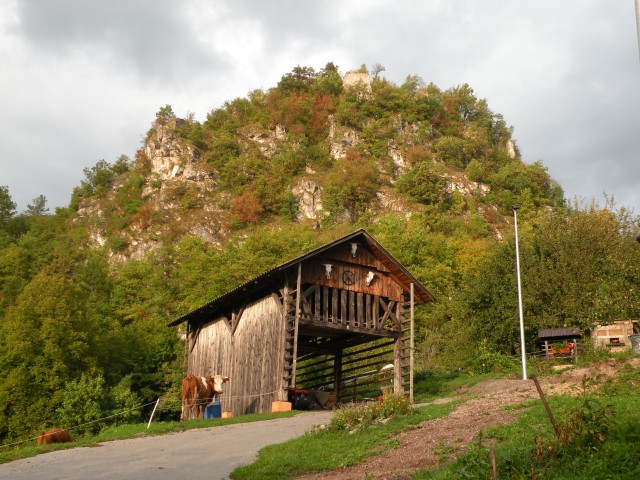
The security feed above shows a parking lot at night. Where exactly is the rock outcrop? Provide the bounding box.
[144,120,210,183]
[292,178,324,221]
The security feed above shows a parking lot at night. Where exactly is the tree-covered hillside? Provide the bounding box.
[0,63,638,444]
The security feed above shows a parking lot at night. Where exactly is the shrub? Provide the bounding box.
[329,393,411,432]
[58,374,108,435]
[229,192,264,225]
[108,375,143,425]
[467,341,517,374]
[432,136,468,168]
[396,162,447,205]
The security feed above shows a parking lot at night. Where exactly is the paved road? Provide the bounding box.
[0,411,333,480]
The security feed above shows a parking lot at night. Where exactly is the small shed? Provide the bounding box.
[168,229,434,418]
[538,328,580,357]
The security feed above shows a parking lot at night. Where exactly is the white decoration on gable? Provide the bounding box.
[365,271,376,286]
[322,264,333,279]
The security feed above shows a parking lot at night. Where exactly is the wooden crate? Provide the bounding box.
[271,401,292,413]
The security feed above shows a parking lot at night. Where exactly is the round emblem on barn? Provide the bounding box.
[342,270,355,285]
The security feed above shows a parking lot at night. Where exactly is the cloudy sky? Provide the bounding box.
[1,0,639,213]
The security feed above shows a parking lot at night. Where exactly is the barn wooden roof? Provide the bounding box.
[168,229,434,327]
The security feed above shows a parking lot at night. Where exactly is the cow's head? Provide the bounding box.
[208,375,229,394]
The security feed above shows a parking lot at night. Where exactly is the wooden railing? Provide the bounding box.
[299,284,401,333]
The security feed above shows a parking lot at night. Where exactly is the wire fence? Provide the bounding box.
[0,388,285,451]
[0,400,160,450]
[503,342,587,362]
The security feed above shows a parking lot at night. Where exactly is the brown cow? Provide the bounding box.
[36,428,74,446]
[180,374,229,420]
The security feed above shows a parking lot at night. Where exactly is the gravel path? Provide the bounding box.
[0,411,332,480]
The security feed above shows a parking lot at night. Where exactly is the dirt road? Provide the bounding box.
[0,410,332,480]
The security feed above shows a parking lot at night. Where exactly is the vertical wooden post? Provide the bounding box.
[490,448,497,479]
[394,337,402,394]
[410,283,415,403]
[291,263,302,390]
[333,350,343,401]
[277,285,288,402]
[394,296,403,394]
[184,324,190,376]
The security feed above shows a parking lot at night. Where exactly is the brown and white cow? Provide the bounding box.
[36,428,74,446]
[180,374,229,420]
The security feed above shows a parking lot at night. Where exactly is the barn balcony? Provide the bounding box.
[298,283,402,337]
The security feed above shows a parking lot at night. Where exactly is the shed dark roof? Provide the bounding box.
[538,328,581,339]
[168,229,434,327]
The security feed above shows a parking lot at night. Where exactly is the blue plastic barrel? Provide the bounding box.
[204,402,221,419]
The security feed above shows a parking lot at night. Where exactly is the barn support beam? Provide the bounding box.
[393,298,405,395]
[291,263,302,390]
[334,350,343,400]
[410,283,415,403]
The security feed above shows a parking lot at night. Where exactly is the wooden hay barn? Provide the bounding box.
[168,229,434,418]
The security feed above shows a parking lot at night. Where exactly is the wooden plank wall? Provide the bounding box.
[188,321,232,413]
[188,295,285,417]
[300,242,404,302]
[302,261,403,301]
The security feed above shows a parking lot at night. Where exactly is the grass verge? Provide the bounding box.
[413,370,502,403]
[230,401,458,480]
[0,411,296,464]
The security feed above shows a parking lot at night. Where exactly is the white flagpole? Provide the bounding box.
[513,204,527,381]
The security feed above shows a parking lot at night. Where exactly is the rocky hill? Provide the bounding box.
[71,64,562,261]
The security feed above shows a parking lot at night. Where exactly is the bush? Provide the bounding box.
[108,375,143,425]
[467,341,517,374]
[329,393,411,432]
[58,374,108,435]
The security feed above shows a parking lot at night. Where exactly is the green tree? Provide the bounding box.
[0,186,16,228]
[57,374,108,435]
[316,62,343,96]
[396,162,447,205]
[277,66,318,93]
[322,149,379,220]
[155,104,175,124]
[25,195,49,216]
[0,272,99,439]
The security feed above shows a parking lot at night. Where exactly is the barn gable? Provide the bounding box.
[170,229,433,417]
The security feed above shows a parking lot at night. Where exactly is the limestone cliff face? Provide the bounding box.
[238,124,286,158]
[291,176,325,222]
[143,120,214,187]
[76,120,227,261]
[328,115,361,160]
